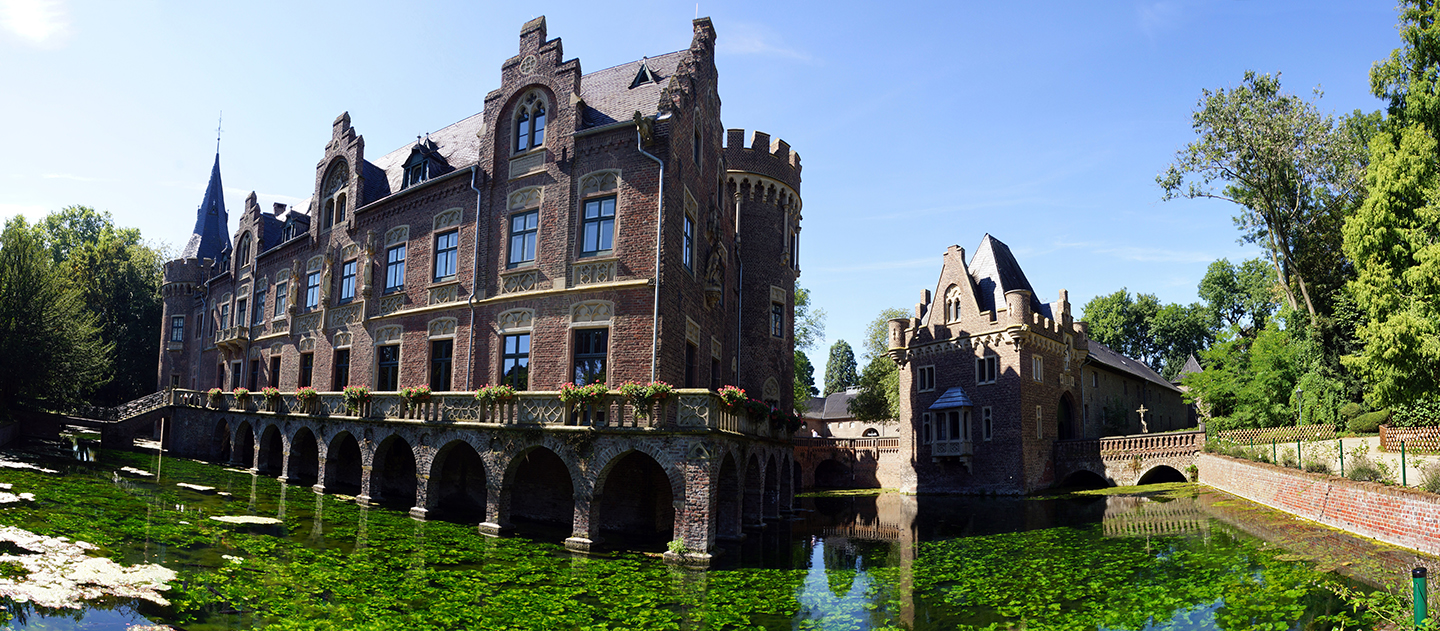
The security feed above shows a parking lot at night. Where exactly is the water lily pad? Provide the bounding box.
[0,525,175,609]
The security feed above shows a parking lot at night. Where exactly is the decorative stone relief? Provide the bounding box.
[500,270,538,295]
[508,152,544,180]
[428,283,462,305]
[307,256,323,272]
[677,395,710,427]
[385,226,409,246]
[687,443,712,461]
[374,325,402,345]
[508,187,542,210]
[762,378,780,403]
[433,208,462,231]
[498,309,534,332]
[685,317,700,345]
[270,343,284,356]
[379,294,405,315]
[271,319,290,334]
[770,285,787,306]
[341,243,359,260]
[428,317,457,339]
[298,336,315,352]
[519,54,537,75]
[249,345,263,359]
[571,301,613,324]
[296,314,320,333]
[521,398,565,425]
[711,337,722,359]
[334,331,352,349]
[328,304,360,328]
[570,259,616,286]
[579,170,619,196]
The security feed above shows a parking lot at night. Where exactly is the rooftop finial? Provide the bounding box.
[215,111,223,154]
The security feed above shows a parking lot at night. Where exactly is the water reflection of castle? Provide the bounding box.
[1101,496,1209,538]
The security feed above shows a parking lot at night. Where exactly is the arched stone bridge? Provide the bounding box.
[141,389,794,565]
[1053,430,1205,488]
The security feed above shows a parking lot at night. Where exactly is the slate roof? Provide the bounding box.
[968,234,1051,319]
[800,390,859,420]
[1173,354,1203,385]
[578,51,688,127]
[181,154,231,261]
[1087,340,1181,392]
[366,112,485,197]
[929,386,974,410]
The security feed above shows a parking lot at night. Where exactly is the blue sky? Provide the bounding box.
[0,1,1403,368]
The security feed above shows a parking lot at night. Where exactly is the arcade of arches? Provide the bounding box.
[189,413,793,561]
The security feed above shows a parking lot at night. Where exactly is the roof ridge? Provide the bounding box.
[580,49,686,78]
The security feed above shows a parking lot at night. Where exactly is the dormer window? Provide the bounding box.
[404,152,429,188]
[630,61,659,88]
[321,161,349,230]
[514,92,546,153]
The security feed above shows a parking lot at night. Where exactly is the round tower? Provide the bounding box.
[726,129,802,411]
[157,257,204,390]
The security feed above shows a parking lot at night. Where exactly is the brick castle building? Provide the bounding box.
[881,235,1189,494]
[157,16,802,413]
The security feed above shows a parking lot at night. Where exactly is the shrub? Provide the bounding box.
[716,385,747,410]
[342,386,371,414]
[1279,447,1298,469]
[618,381,674,413]
[1391,397,1440,428]
[1344,444,1395,484]
[1339,402,1363,422]
[1348,410,1389,433]
[559,382,610,410]
[1419,460,1440,494]
[206,388,223,407]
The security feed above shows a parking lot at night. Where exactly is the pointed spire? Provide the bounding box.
[181,152,232,261]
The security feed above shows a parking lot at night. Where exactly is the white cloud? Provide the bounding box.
[0,0,70,47]
[719,22,813,62]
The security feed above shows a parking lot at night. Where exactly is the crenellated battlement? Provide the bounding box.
[724,128,801,191]
[162,257,208,295]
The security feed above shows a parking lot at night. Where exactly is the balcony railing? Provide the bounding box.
[169,388,788,439]
[214,325,249,348]
[930,439,972,457]
[793,437,900,453]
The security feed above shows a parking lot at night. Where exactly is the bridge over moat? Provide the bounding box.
[45,388,795,565]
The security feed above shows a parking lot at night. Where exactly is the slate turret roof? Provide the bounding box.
[181,153,230,262]
[968,234,1052,319]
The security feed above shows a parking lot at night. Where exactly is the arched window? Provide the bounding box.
[235,233,251,270]
[945,285,963,322]
[862,428,879,437]
[514,92,546,153]
[321,162,349,229]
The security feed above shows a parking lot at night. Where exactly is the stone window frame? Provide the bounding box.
[1032,355,1043,383]
[498,309,534,390]
[982,406,993,441]
[338,257,358,305]
[568,300,613,386]
[579,195,616,258]
[1036,405,1045,439]
[945,285,962,322]
[577,171,620,261]
[373,324,403,392]
[252,282,268,326]
[384,226,410,294]
[169,315,185,343]
[917,365,935,393]
[235,232,252,274]
[922,412,932,444]
[513,90,548,154]
[507,187,543,269]
[320,160,349,231]
[976,354,998,385]
[432,209,463,283]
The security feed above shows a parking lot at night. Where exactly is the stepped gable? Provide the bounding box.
[967,234,1050,319]
[578,50,688,127]
[1088,340,1181,392]
[366,112,484,195]
[724,129,801,190]
[181,153,230,261]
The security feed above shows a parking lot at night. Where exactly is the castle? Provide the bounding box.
[880,235,1190,494]
[157,16,801,412]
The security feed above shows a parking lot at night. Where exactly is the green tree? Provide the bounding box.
[1080,289,1161,364]
[36,206,165,404]
[793,351,817,411]
[1160,71,1367,323]
[823,340,857,396]
[1150,303,1214,380]
[791,284,826,411]
[850,307,909,422]
[1342,0,1440,407]
[0,217,110,413]
[1196,258,1277,339]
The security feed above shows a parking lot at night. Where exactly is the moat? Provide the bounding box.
[0,437,1424,630]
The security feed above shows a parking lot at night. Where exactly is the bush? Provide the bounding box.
[1347,410,1389,433]
[1391,397,1440,428]
[1344,444,1395,484]
[1339,402,1363,422]
[1279,447,1298,469]
[1420,460,1440,494]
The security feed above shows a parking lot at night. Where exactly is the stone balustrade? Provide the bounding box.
[170,388,784,438]
[1055,430,1205,462]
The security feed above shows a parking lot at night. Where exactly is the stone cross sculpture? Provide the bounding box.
[1137,404,1150,434]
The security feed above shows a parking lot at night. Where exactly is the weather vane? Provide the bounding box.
[216,112,223,153]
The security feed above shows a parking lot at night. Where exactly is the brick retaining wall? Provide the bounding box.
[1198,452,1440,556]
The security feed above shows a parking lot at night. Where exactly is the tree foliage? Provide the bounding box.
[791,284,826,412]
[1342,0,1440,407]
[1160,71,1366,322]
[1197,258,1277,339]
[823,340,857,396]
[0,217,110,413]
[850,308,909,422]
[36,206,165,404]
[793,351,817,412]
[1080,290,1211,378]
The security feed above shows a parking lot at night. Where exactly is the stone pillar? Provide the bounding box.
[564,492,599,553]
[779,457,795,516]
[666,454,717,565]
[277,446,292,483]
[312,456,327,494]
[357,464,374,506]
[742,472,765,530]
[478,480,510,536]
[409,473,430,520]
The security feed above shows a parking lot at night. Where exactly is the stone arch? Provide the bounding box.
[1057,391,1078,440]
[502,446,575,531]
[1059,469,1110,490]
[233,420,256,468]
[778,452,794,513]
[715,452,742,541]
[287,426,321,486]
[945,284,962,322]
[1137,464,1187,485]
[591,449,677,545]
[211,418,231,463]
[742,452,763,527]
[427,439,488,521]
[370,433,419,508]
[325,431,364,495]
[814,458,850,489]
[763,453,781,519]
[257,423,285,475]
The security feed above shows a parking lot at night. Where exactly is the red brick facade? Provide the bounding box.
[157,16,800,408]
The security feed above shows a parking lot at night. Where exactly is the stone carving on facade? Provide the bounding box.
[428,317,457,339]
[508,187,541,211]
[298,336,315,352]
[320,250,333,304]
[498,308,534,332]
[571,300,613,324]
[384,226,409,246]
[433,208,461,231]
[521,398,565,425]
[579,170,618,197]
[270,343,284,356]
[703,242,725,308]
[379,294,404,316]
[374,325,402,345]
[500,270,538,294]
[677,394,710,427]
[685,317,700,345]
[296,314,320,333]
[334,331,352,348]
[571,259,616,286]
[328,304,360,328]
[428,283,462,305]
